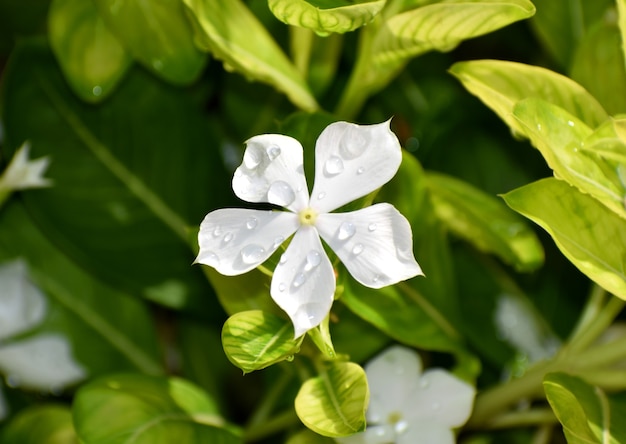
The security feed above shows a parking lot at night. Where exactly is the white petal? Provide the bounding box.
[232,134,309,212]
[0,259,47,341]
[316,203,422,288]
[0,333,86,391]
[365,346,423,424]
[397,423,455,444]
[337,425,396,444]
[405,369,476,428]
[309,120,402,213]
[196,208,299,275]
[0,142,52,190]
[270,226,335,337]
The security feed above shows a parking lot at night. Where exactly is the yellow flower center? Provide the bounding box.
[298,208,318,226]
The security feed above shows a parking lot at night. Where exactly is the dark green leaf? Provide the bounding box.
[73,374,242,444]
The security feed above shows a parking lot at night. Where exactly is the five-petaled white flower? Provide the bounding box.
[339,346,476,444]
[0,142,51,191]
[195,121,422,337]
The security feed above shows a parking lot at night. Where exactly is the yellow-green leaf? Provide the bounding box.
[450,59,608,136]
[1,405,78,444]
[295,361,368,437]
[48,0,131,102]
[183,0,318,111]
[93,0,207,85]
[513,98,626,220]
[503,178,626,300]
[427,171,544,272]
[221,310,303,373]
[269,0,385,36]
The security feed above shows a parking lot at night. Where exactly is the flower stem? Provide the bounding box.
[475,407,556,430]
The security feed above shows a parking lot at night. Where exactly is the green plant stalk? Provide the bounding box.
[478,408,556,430]
[246,369,293,431]
[244,409,299,442]
[566,284,608,350]
[290,26,315,76]
[567,295,625,353]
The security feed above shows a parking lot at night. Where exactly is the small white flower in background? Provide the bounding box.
[0,259,86,392]
[338,346,475,444]
[196,121,422,336]
[0,141,52,191]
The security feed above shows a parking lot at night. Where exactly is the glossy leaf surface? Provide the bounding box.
[427,171,544,272]
[48,0,131,102]
[73,374,241,444]
[221,310,303,373]
[183,0,318,111]
[269,0,385,36]
[503,178,626,300]
[450,59,608,136]
[544,372,626,444]
[295,361,368,437]
[93,0,206,84]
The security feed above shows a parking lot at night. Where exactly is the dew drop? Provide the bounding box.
[536,123,542,131]
[273,236,285,248]
[305,250,321,271]
[92,85,102,96]
[212,226,222,237]
[240,244,265,264]
[339,127,368,159]
[243,147,262,169]
[368,223,377,232]
[279,283,286,292]
[246,217,258,230]
[293,273,306,288]
[372,274,380,284]
[337,222,356,240]
[223,232,233,243]
[317,191,326,200]
[568,120,575,127]
[356,166,365,175]
[324,156,345,176]
[352,243,364,255]
[279,254,287,264]
[267,180,296,206]
[266,145,281,160]
[395,420,409,434]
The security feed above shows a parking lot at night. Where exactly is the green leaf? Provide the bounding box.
[221,310,303,373]
[373,0,535,65]
[1,404,78,444]
[570,18,626,115]
[618,0,626,70]
[583,117,626,164]
[48,0,131,102]
[513,98,626,220]
[183,0,318,111]
[93,0,206,84]
[286,429,335,444]
[269,0,385,36]
[295,361,368,437]
[2,40,228,313]
[529,0,613,68]
[449,59,609,136]
[73,374,242,444]
[340,276,459,352]
[503,178,626,300]
[426,171,544,272]
[544,372,626,444]
[0,201,162,377]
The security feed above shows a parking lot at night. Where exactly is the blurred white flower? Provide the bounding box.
[0,142,51,191]
[338,346,475,444]
[196,121,422,337]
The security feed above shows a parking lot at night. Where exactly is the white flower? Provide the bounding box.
[339,346,476,444]
[196,120,422,337]
[0,142,52,191]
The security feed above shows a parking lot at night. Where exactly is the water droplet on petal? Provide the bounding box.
[212,226,222,237]
[246,217,258,230]
[273,236,284,249]
[368,223,377,232]
[293,273,306,288]
[352,243,364,255]
[279,254,287,264]
[240,244,265,264]
[317,191,326,200]
[266,145,281,160]
[198,251,220,267]
[324,156,344,176]
[243,147,262,169]
[267,180,295,206]
[305,250,321,271]
[223,232,233,243]
[340,127,368,159]
[279,283,286,292]
[395,420,409,434]
[372,275,380,284]
[356,166,365,175]
[338,222,356,240]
